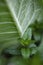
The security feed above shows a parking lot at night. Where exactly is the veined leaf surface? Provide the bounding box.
[6,0,42,36]
[0,0,42,53]
[0,0,20,53]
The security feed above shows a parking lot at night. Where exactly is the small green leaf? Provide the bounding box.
[22,28,32,40]
[33,32,41,41]
[20,38,35,46]
[21,48,30,59]
[3,44,21,55]
[29,44,37,55]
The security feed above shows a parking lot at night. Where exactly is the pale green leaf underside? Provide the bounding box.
[6,0,42,36]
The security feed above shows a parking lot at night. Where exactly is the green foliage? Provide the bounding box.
[31,53,41,65]
[7,56,30,65]
[0,56,7,65]
[21,48,30,59]
[0,0,43,65]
